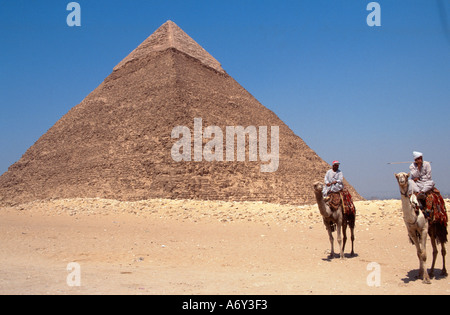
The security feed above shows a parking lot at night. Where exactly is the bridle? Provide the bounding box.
[400,185,409,198]
[398,176,410,198]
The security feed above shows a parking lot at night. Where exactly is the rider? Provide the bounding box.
[409,151,435,198]
[322,160,344,200]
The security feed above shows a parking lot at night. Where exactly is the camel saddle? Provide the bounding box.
[327,189,356,215]
[414,188,448,226]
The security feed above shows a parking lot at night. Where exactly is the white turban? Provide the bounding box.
[413,151,423,159]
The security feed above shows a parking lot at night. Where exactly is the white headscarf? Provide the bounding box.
[413,151,423,160]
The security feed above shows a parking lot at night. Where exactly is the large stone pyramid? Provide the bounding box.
[0,21,361,206]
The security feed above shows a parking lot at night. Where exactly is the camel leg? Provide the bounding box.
[410,232,429,284]
[441,242,447,277]
[336,222,343,259]
[350,225,355,256]
[342,220,348,256]
[325,220,335,258]
[429,232,438,279]
[413,238,426,282]
[418,230,431,284]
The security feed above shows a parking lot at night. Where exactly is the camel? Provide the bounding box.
[313,182,355,259]
[395,172,431,284]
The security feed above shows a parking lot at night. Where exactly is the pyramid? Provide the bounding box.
[0,21,361,206]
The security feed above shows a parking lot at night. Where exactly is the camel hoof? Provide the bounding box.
[422,278,431,284]
[324,250,333,259]
[442,270,448,277]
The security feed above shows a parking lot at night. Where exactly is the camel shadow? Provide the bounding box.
[401,269,422,284]
[401,269,448,283]
[322,252,359,262]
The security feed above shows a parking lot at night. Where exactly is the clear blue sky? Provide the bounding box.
[1,0,449,199]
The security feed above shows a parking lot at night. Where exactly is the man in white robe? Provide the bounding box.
[409,151,434,195]
[323,160,344,198]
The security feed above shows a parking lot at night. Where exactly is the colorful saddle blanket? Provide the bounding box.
[416,188,448,226]
[328,189,356,215]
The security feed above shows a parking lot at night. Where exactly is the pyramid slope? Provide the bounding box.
[0,22,362,206]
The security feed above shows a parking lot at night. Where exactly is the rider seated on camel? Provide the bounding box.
[409,151,435,200]
[322,160,357,215]
[408,151,448,227]
[322,160,343,202]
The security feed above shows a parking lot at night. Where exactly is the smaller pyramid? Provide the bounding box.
[114,21,224,73]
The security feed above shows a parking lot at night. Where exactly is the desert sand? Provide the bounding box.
[0,198,449,295]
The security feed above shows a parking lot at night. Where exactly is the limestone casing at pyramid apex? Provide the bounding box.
[113,20,225,73]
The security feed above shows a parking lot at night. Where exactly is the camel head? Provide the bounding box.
[395,172,410,187]
[313,181,323,193]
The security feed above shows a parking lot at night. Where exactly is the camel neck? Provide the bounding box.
[400,194,417,225]
[315,192,331,217]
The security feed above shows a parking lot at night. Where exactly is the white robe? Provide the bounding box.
[409,161,434,194]
[322,169,344,197]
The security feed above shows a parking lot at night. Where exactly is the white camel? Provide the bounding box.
[395,172,431,284]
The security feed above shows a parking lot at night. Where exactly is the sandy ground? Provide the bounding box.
[0,198,449,295]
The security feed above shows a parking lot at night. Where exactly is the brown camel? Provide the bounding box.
[313,182,355,259]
